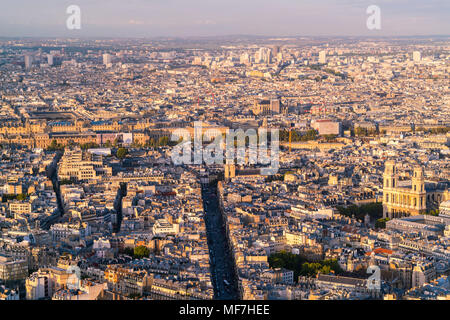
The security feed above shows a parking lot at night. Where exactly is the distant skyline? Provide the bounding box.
[1,0,449,38]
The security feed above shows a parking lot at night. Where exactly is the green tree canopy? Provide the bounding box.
[268,251,342,282]
[116,147,128,159]
[134,246,150,259]
[47,139,64,151]
[375,217,390,229]
[336,202,383,222]
[80,142,99,150]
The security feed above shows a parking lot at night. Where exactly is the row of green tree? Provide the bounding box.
[47,140,65,151]
[59,179,74,186]
[144,136,179,148]
[323,68,347,79]
[265,174,284,182]
[116,147,128,159]
[47,137,179,153]
[2,193,28,202]
[120,246,150,259]
[80,142,100,150]
[426,209,440,217]
[415,127,450,135]
[279,129,318,142]
[354,127,379,137]
[375,217,390,229]
[335,202,383,222]
[268,251,343,282]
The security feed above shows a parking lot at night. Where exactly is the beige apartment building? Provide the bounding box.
[58,148,111,181]
[0,255,28,281]
[9,201,32,215]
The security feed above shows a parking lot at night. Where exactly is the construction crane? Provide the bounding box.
[289,129,292,153]
[288,123,295,153]
[196,90,216,107]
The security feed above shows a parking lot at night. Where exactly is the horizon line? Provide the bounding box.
[1,34,449,40]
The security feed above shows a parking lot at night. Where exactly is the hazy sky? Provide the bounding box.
[0,0,449,37]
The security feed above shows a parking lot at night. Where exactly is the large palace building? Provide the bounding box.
[383,161,449,219]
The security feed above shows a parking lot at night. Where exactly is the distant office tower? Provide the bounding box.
[256,47,272,64]
[318,50,327,64]
[240,53,250,64]
[24,55,33,69]
[47,54,54,66]
[255,50,261,63]
[276,52,283,62]
[272,45,281,56]
[192,56,203,65]
[103,53,112,66]
[413,51,421,63]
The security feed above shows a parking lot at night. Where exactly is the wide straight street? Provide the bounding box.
[202,183,240,300]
